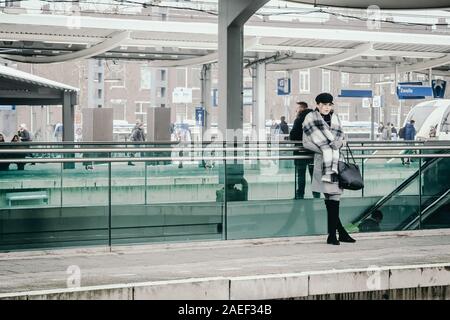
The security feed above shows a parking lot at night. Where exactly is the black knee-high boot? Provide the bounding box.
[325,200,339,245]
[329,200,356,243]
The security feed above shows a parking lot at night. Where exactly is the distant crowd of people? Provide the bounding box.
[378,120,417,142]
[378,122,398,141]
[0,124,33,170]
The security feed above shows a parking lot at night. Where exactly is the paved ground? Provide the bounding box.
[0,228,449,294]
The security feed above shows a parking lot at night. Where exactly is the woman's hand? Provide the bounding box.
[329,140,343,150]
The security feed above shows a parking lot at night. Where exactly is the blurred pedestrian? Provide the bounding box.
[128,119,145,166]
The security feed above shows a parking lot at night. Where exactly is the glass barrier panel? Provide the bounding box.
[112,145,224,245]
[0,156,63,251]
[361,155,419,197]
[355,161,420,234]
[58,154,110,249]
[420,157,450,229]
[226,159,381,240]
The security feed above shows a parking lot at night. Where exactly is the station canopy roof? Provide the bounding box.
[0,64,78,106]
[1,1,450,76]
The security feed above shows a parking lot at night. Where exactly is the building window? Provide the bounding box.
[176,68,186,87]
[97,89,102,99]
[322,69,331,92]
[299,69,310,93]
[341,72,349,88]
[160,87,166,98]
[106,61,125,88]
[140,66,152,90]
[160,69,166,81]
[135,101,151,118]
[416,73,426,81]
[191,67,201,89]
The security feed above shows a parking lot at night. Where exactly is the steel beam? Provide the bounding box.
[0,31,130,64]
[267,43,373,71]
[201,64,212,130]
[218,0,269,135]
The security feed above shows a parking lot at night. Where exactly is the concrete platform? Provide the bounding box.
[0,229,449,299]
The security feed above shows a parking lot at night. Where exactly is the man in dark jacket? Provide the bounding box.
[128,119,145,166]
[402,120,416,165]
[18,123,32,142]
[279,116,289,135]
[290,101,320,199]
[405,120,416,141]
[18,123,35,166]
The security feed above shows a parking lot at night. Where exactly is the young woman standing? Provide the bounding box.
[302,93,356,245]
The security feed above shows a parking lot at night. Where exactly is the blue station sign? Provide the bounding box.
[397,85,433,99]
[195,107,205,127]
[339,90,373,98]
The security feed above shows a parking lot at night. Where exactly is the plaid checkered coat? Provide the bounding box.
[302,109,345,195]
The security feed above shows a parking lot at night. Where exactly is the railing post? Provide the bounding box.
[144,162,148,205]
[223,156,228,241]
[108,154,112,250]
[60,161,63,208]
[418,148,422,230]
[361,148,365,198]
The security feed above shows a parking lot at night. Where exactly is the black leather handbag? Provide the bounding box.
[338,144,364,190]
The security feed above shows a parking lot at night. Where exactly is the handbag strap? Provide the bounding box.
[345,143,357,165]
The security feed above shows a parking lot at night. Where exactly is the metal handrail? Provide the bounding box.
[0,139,430,146]
[352,157,442,224]
[402,189,450,230]
[0,147,303,153]
[1,153,450,164]
[0,145,449,154]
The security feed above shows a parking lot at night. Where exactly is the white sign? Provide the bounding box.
[362,98,371,108]
[373,95,381,108]
[172,87,192,104]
